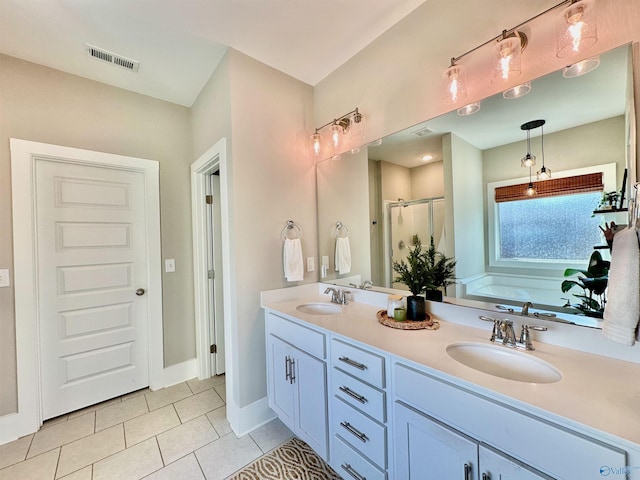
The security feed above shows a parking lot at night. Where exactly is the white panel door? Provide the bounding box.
[35,159,149,419]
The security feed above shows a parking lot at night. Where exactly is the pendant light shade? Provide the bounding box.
[493,31,525,83]
[556,0,597,58]
[562,55,600,78]
[443,63,467,105]
[503,82,531,100]
[350,110,365,142]
[330,123,343,151]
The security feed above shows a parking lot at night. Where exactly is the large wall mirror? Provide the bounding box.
[317,43,637,327]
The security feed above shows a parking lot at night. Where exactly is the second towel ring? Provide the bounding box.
[335,221,349,238]
[281,220,303,240]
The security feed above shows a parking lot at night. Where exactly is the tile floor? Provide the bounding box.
[0,376,295,480]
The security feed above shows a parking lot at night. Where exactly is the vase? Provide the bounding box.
[425,289,443,302]
[406,295,426,321]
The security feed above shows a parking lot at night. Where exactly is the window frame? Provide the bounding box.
[487,163,617,273]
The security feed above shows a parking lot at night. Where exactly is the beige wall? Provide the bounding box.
[191,49,316,408]
[0,54,192,416]
[412,161,445,199]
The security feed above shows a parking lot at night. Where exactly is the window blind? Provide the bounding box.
[495,172,604,203]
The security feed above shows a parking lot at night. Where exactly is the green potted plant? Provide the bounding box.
[393,237,430,320]
[423,236,457,302]
[561,251,609,317]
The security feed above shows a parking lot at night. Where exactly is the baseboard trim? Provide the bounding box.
[161,358,198,390]
[227,396,275,437]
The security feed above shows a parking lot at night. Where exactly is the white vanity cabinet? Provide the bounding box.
[329,338,389,480]
[265,312,328,459]
[393,362,627,480]
[394,401,551,479]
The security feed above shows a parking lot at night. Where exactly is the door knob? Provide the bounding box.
[135,288,145,296]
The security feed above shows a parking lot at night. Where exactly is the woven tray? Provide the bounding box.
[376,310,440,330]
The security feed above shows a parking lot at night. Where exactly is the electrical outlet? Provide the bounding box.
[0,269,10,287]
[165,259,176,273]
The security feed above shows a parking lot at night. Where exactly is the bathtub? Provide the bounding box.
[459,273,568,309]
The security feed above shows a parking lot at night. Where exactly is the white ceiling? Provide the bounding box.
[0,0,425,107]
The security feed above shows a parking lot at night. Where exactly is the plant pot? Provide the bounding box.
[406,295,426,321]
[425,289,443,302]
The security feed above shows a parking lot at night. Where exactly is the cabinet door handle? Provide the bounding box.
[464,463,472,480]
[340,421,368,442]
[339,386,367,404]
[284,356,290,382]
[338,356,367,370]
[289,358,295,384]
[482,473,490,480]
[341,463,367,480]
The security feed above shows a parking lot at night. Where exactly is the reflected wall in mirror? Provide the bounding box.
[316,44,636,326]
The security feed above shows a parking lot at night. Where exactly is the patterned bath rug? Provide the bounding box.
[227,437,342,480]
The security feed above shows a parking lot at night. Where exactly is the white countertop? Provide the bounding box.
[264,295,640,448]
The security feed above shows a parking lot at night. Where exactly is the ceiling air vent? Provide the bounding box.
[412,126,434,137]
[85,44,140,72]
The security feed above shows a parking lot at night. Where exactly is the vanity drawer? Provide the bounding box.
[332,367,386,423]
[266,312,326,359]
[332,434,387,480]
[332,397,387,469]
[331,338,385,388]
[394,362,626,480]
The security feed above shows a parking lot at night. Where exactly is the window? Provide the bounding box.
[487,164,617,270]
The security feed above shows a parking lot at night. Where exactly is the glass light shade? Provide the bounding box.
[350,111,365,141]
[503,82,531,99]
[330,123,342,150]
[557,0,597,58]
[537,165,552,179]
[493,34,522,83]
[563,55,600,78]
[311,132,322,157]
[442,64,467,105]
[457,102,481,116]
[521,153,536,167]
[526,182,537,196]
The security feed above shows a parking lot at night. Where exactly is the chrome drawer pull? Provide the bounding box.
[289,358,295,384]
[339,356,367,370]
[464,463,472,480]
[341,463,367,480]
[340,421,368,443]
[482,473,490,480]
[339,386,367,404]
[284,356,291,382]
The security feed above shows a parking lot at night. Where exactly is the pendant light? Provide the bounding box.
[536,121,551,179]
[557,0,597,58]
[526,167,537,196]
[520,120,543,168]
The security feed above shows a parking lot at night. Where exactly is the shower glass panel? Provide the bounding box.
[387,197,445,288]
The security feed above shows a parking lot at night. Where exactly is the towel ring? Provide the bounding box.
[335,221,349,239]
[281,220,303,240]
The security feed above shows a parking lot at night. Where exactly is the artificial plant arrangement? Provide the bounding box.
[393,237,430,320]
[423,236,457,302]
[561,250,609,318]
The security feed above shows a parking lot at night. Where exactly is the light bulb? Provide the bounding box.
[526,182,537,196]
[493,34,521,83]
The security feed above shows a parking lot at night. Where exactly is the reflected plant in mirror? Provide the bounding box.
[316,43,636,328]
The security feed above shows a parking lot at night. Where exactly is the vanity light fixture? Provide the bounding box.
[442,0,597,107]
[457,102,481,116]
[311,108,364,157]
[562,55,600,78]
[556,0,597,59]
[503,81,531,100]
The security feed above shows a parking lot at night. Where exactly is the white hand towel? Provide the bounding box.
[283,238,304,282]
[603,227,640,346]
[335,236,351,274]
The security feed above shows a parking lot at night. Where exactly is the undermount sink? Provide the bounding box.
[296,303,342,315]
[446,342,562,384]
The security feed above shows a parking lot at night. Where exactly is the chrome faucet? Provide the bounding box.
[501,320,517,347]
[324,287,349,305]
[521,302,533,316]
[349,280,373,290]
[480,316,547,351]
